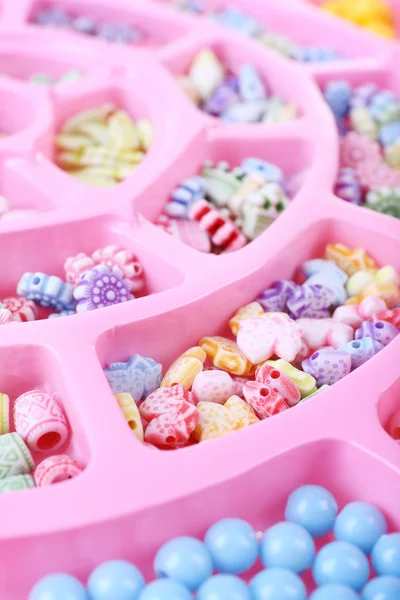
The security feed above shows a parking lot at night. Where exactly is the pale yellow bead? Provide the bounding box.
[176,75,201,105]
[384,143,400,169]
[350,106,379,140]
[108,110,141,151]
[229,302,264,336]
[115,393,143,441]
[376,266,400,286]
[71,168,117,187]
[0,394,9,435]
[193,401,239,442]
[346,270,376,297]
[62,103,115,133]
[225,395,259,428]
[77,122,111,146]
[188,49,225,101]
[55,133,91,151]
[267,359,316,398]
[136,119,153,151]
[161,347,206,389]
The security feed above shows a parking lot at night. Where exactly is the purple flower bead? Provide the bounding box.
[287,284,336,319]
[334,167,362,205]
[74,264,133,313]
[302,348,351,386]
[202,80,240,117]
[340,338,384,369]
[355,320,399,347]
[257,280,298,312]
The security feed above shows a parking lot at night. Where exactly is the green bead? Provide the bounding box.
[366,187,400,218]
[0,474,35,493]
[30,73,54,85]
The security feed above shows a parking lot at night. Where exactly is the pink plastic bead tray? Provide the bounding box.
[0,0,400,597]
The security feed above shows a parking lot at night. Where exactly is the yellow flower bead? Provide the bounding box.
[224,395,259,428]
[193,401,239,442]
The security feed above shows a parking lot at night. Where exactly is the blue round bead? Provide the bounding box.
[324,80,352,119]
[197,574,251,600]
[154,536,212,591]
[204,518,258,575]
[361,576,400,600]
[260,522,315,574]
[29,574,88,600]
[372,534,400,577]
[285,485,338,538]
[138,580,192,600]
[87,560,145,600]
[309,584,359,600]
[250,567,307,600]
[334,501,387,554]
[313,541,369,591]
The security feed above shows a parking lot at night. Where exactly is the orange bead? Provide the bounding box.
[200,336,256,376]
[324,243,377,276]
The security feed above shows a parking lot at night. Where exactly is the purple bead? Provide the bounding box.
[340,338,384,369]
[287,284,336,319]
[334,168,362,205]
[33,7,71,27]
[302,348,351,386]
[257,280,298,312]
[96,23,141,44]
[74,264,133,313]
[350,83,378,109]
[202,80,240,116]
[72,15,97,35]
[355,320,399,346]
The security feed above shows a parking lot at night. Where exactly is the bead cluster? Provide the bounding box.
[0,389,82,494]
[0,245,144,321]
[178,49,298,124]
[324,80,400,216]
[32,7,144,45]
[29,484,400,599]
[56,104,153,187]
[105,242,400,449]
[172,3,345,62]
[320,0,396,39]
[158,157,292,253]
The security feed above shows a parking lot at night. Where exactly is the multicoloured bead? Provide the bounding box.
[355,320,399,346]
[17,272,75,311]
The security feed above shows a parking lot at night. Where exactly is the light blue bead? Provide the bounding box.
[154,536,212,591]
[221,101,265,123]
[240,158,283,183]
[324,80,352,119]
[260,522,315,574]
[215,8,261,37]
[238,65,266,103]
[339,339,384,369]
[104,354,162,401]
[372,533,400,577]
[285,485,338,538]
[17,272,75,311]
[310,584,359,600]
[167,177,206,218]
[204,518,258,575]
[379,121,400,147]
[334,502,388,553]
[361,576,400,600]
[250,568,307,600]
[313,541,369,591]
[87,560,144,600]
[48,310,76,319]
[302,259,348,283]
[29,574,88,600]
[197,574,251,600]
[138,580,192,600]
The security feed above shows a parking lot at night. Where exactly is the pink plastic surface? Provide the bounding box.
[0,0,399,598]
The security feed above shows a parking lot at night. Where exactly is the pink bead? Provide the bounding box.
[139,385,193,421]
[2,296,37,322]
[340,132,381,170]
[255,363,301,407]
[144,403,199,449]
[34,454,82,486]
[292,338,312,368]
[192,370,235,404]
[358,296,387,319]
[13,390,69,454]
[333,305,363,328]
[243,380,288,419]
[237,314,303,364]
[297,318,354,350]
[64,252,95,285]
[157,215,212,253]
[92,245,145,292]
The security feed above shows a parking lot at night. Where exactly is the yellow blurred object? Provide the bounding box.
[321,0,396,38]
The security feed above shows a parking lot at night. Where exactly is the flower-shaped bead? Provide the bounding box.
[91,245,145,292]
[74,264,133,313]
[105,354,162,401]
[340,132,382,170]
[64,252,94,285]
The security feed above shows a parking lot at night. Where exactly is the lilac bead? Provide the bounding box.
[324,80,352,119]
[287,284,336,319]
[355,321,399,347]
[96,23,141,44]
[257,280,298,312]
[302,348,351,386]
[334,168,362,205]
[34,7,71,27]
[72,16,97,35]
[302,260,348,283]
[202,80,240,116]
[350,84,378,109]
[340,338,384,369]
[74,265,133,312]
